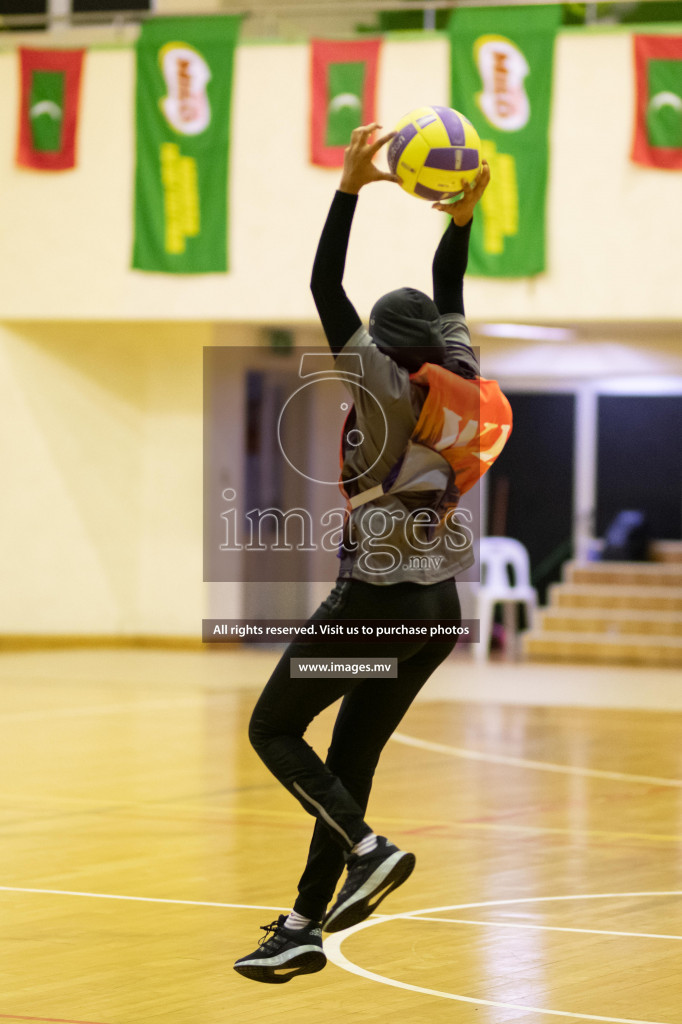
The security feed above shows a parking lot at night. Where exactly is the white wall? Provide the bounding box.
[0,322,211,635]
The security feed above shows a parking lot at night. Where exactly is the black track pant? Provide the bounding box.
[248,576,461,922]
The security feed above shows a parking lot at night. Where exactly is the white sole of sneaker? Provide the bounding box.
[323,850,416,933]
[234,947,326,984]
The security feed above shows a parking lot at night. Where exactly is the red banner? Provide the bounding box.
[631,34,682,170]
[310,38,381,167]
[17,48,85,171]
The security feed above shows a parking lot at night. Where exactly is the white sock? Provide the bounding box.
[351,832,378,856]
[284,910,311,931]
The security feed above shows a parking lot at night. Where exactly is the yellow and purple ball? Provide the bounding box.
[387,105,481,202]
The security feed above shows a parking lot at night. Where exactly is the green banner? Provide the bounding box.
[449,6,560,277]
[133,15,241,274]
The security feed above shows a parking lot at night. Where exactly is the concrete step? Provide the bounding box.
[537,606,682,637]
[563,560,682,588]
[522,629,682,666]
[547,583,682,613]
[650,540,682,563]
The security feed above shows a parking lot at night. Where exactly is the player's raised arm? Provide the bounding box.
[432,160,490,316]
[310,125,400,354]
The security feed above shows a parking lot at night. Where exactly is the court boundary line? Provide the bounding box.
[324,892,682,1024]
[7,698,679,787]
[403,914,682,941]
[2,885,681,919]
[3,887,681,1022]
[391,731,682,787]
[0,887,286,911]
[390,891,682,913]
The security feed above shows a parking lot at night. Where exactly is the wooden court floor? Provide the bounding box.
[1,646,681,1024]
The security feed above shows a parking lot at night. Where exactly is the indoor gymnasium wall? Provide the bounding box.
[0,29,680,322]
[0,321,215,637]
[0,26,680,638]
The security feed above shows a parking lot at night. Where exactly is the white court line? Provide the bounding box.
[392,891,682,915]
[324,892,682,1024]
[0,886,285,912]
[324,922,673,1024]
[2,885,680,916]
[3,886,680,1022]
[6,700,678,787]
[391,731,682,788]
[403,914,682,942]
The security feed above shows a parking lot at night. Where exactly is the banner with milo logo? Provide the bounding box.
[448,5,561,277]
[133,15,241,274]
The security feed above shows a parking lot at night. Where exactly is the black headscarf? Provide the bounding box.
[369,288,446,373]
[369,287,480,379]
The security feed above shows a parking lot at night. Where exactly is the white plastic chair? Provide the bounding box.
[474,536,538,662]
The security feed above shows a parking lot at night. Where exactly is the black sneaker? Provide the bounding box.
[233,915,326,984]
[322,836,416,933]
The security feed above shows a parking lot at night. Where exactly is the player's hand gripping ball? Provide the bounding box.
[387,105,481,202]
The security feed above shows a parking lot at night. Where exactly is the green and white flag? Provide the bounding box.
[632,34,682,169]
[133,15,241,274]
[16,48,85,171]
[449,5,561,277]
[310,38,381,167]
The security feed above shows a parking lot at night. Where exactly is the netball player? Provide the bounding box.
[234,125,506,984]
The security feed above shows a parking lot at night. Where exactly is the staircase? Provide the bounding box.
[522,542,682,666]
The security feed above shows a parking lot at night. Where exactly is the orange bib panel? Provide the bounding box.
[410,363,513,497]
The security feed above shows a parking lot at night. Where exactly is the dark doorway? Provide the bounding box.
[596,395,682,541]
[485,392,576,602]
